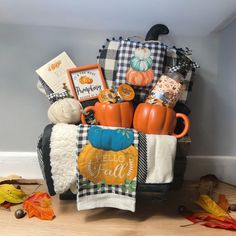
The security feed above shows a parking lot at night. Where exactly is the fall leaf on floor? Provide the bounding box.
[0,175,41,186]
[23,192,55,220]
[0,184,27,204]
[0,175,22,184]
[0,202,15,209]
[217,194,230,212]
[203,221,236,230]
[195,195,228,217]
[184,212,236,230]
[180,194,236,231]
[198,174,218,196]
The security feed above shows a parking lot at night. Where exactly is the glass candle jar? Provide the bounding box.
[145,72,185,108]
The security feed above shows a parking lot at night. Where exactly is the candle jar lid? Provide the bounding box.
[165,72,184,83]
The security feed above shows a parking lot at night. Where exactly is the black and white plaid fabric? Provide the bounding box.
[47,91,69,104]
[37,134,46,180]
[38,77,54,95]
[115,40,167,101]
[97,39,121,88]
[76,124,138,198]
[168,65,181,73]
[179,70,193,103]
[137,132,147,183]
[163,48,196,104]
[164,48,177,73]
[168,62,199,73]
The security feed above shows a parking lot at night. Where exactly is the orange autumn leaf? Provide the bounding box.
[23,192,55,220]
[203,221,236,230]
[217,194,230,212]
[195,195,228,217]
[184,212,236,230]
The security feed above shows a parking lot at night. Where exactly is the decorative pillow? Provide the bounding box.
[115,40,167,101]
[97,38,121,88]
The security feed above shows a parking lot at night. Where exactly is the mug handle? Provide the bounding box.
[173,113,190,139]
[80,106,96,125]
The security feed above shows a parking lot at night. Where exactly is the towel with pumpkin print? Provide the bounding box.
[77,125,139,212]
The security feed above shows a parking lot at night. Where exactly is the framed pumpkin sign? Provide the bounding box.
[67,64,107,102]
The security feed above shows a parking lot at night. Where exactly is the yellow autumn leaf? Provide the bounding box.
[0,184,27,204]
[195,195,228,217]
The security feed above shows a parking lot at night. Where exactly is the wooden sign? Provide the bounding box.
[67,64,107,102]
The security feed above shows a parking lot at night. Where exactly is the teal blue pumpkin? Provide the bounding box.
[88,126,134,151]
[130,56,152,72]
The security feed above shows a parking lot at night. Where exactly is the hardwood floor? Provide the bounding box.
[1,181,236,236]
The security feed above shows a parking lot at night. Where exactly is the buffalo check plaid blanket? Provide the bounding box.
[114,40,167,102]
[76,124,139,212]
[97,39,121,88]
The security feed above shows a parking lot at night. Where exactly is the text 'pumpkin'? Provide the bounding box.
[78,144,138,185]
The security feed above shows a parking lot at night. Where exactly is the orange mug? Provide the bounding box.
[133,103,190,138]
[81,102,134,128]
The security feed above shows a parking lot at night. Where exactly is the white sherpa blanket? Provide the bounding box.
[50,123,78,194]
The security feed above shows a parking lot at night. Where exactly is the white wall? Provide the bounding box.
[0,23,223,155]
[164,34,220,155]
[0,24,138,151]
[214,19,236,155]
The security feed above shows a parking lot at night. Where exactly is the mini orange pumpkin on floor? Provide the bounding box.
[78,144,138,185]
[126,68,154,86]
[133,103,190,138]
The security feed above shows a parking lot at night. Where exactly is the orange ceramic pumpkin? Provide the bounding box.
[126,68,154,86]
[78,144,138,185]
[133,103,190,139]
[81,101,134,128]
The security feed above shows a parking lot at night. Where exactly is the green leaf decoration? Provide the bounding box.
[125,179,132,185]
[121,186,127,192]
[128,188,133,194]
[130,180,136,188]
[96,184,102,191]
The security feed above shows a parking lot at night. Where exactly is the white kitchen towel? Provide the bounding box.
[145,135,177,183]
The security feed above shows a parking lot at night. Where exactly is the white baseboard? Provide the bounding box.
[185,155,236,185]
[0,152,43,179]
[0,152,235,185]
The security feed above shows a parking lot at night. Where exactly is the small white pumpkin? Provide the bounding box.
[48,98,82,124]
